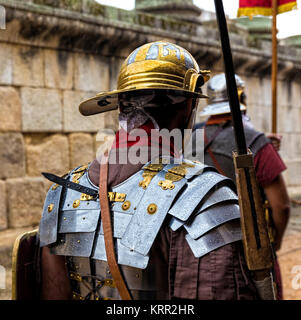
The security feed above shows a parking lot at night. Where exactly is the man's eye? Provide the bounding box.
[122,106,134,113]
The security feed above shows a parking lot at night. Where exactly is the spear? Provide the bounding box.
[214,0,275,300]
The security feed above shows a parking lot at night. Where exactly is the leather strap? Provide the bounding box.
[204,126,226,176]
[99,152,132,300]
[204,121,230,153]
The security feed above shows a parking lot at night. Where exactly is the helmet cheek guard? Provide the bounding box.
[79,41,210,116]
[184,69,210,95]
[238,89,247,106]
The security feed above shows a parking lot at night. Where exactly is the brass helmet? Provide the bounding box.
[79,41,210,116]
[199,73,247,117]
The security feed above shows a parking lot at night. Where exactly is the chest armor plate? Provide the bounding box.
[39,159,242,300]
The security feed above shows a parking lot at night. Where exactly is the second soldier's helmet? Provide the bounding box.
[199,73,247,117]
[79,41,210,116]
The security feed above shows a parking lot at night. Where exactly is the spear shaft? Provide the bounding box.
[213,0,275,300]
[214,0,247,156]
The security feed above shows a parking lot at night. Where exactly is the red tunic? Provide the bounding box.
[254,143,287,188]
[88,148,258,299]
[88,121,259,299]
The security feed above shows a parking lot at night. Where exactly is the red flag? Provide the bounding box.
[237,0,297,17]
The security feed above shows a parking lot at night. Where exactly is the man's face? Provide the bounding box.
[118,89,196,132]
[144,97,195,132]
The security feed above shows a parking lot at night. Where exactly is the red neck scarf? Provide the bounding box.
[111,120,180,158]
[206,114,232,125]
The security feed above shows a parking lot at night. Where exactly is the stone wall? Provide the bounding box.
[0,0,123,230]
[0,41,120,230]
[244,77,301,194]
[0,0,300,230]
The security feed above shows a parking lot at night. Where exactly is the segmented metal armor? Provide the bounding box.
[193,124,269,183]
[39,159,242,300]
[195,73,270,183]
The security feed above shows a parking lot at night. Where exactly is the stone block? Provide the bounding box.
[260,106,271,133]
[260,77,272,107]
[109,57,124,91]
[74,53,109,92]
[277,80,289,108]
[291,81,301,108]
[12,46,44,87]
[278,106,300,134]
[281,168,289,189]
[63,90,106,132]
[0,181,7,231]
[44,49,73,89]
[248,104,270,133]
[26,134,69,176]
[245,103,257,126]
[6,177,47,228]
[21,87,63,132]
[278,133,292,161]
[0,44,12,85]
[289,134,301,159]
[287,185,301,199]
[0,133,25,179]
[285,160,301,186]
[0,87,21,132]
[69,133,94,169]
[244,76,261,105]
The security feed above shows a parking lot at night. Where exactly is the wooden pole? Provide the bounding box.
[271,0,278,133]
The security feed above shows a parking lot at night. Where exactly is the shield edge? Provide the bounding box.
[11,229,38,300]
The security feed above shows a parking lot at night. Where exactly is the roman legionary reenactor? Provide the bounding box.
[12,41,264,300]
[192,73,290,299]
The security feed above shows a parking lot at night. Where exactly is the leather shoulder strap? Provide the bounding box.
[204,126,226,176]
[204,121,230,153]
[99,154,132,300]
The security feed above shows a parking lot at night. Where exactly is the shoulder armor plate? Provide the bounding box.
[39,159,242,269]
[39,183,64,247]
[185,219,242,258]
[167,168,242,258]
